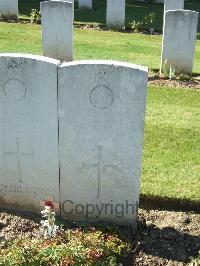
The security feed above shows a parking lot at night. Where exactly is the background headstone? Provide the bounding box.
[78,0,92,9]
[59,60,148,227]
[164,0,184,12]
[0,54,60,214]
[41,0,73,62]
[67,0,74,19]
[156,0,164,3]
[161,10,199,75]
[106,0,125,29]
[0,0,18,21]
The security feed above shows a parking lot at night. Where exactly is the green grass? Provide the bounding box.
[143,86,200,201]
[0,23,200,73]
[18,0,200,32]
[0,22,199,202]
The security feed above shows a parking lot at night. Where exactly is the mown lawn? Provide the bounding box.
[0,22,199,202]
[143,86,200,201]
[0,23,200,73]
[18,0,200,32]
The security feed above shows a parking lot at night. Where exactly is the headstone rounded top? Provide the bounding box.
[41,0,72,7]
[0,53,60,66]
[165,10,199,15]
[60,60,148,73]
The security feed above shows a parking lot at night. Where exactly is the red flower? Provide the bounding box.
[45,200,54,209]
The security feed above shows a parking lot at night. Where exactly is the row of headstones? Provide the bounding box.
[40,0,126,62]
[0,0,125,29]
[76,0,126,28]
[0,54,148,227]
[0,0,199,74]
[40,0,199,75]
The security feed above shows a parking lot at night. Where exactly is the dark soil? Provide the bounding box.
[148,75,200,90]
[134,209,200,265]
[0,208,199,266]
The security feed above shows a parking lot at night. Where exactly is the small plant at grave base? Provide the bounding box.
[128,12,155,33]
[0,226,131,265]
[40,205,59,239]
[163,59,176,80]
[169,64,176,80]
[30,9,41,24]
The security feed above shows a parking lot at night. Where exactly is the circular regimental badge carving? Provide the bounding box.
[3,79,27,102]
[90,85,114,109]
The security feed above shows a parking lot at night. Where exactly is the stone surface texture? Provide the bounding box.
[106,0,125,29]
[41,0,73,62]
[0,0,18,21]
[164,0,184,12]
[0,54,60,214]
[161,10,199,75]
[58,60,148,227]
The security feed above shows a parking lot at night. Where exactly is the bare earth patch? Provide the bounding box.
[0,208,199,265]
[148,76,200,89]
[135,209,200,265]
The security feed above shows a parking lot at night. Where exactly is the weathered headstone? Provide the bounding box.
[161,10,199,75]
[79,0,92,9]
[106,0,125,29]
[41,0,73,62]
[0,54,60,214]
[164,0,184,12]
[59,61,148,227]
[0,0,18,21]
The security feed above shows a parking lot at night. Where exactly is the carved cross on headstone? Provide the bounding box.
[4,137,33,183]
[88,146,118,198]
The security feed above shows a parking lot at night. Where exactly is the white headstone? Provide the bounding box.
[164,0,184,12]
[41,0,73,62]
[79,0,92,9]
[0,54,60,214]
[106,0,125,29]
[58,60,148,227]
[161,10,199,75]
[0,0,18,21]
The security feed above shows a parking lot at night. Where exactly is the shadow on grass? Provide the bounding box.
[140,194,200,213]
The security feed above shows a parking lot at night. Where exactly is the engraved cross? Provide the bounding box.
[4,137,33,183]
[88,146,117,198]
